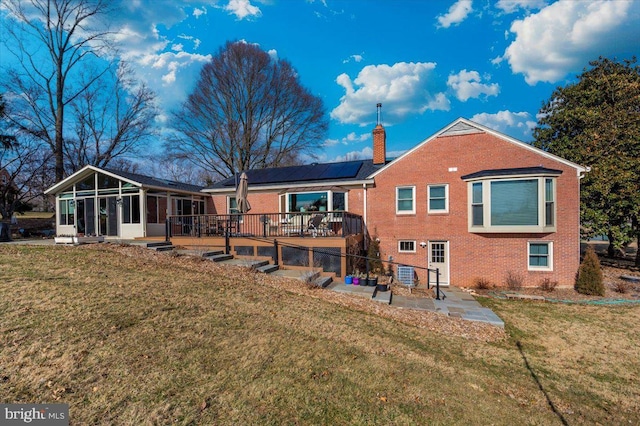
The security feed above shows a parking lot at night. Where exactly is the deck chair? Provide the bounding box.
[307,214,326,237]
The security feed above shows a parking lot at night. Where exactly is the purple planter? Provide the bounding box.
[353,277,360,285]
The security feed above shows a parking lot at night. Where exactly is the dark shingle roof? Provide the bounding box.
[206,160,384,190]
[105,168,204,193]
[461,166,563,180]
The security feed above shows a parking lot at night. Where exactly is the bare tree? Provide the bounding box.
[0,137,51,222]
[168,41,328,179]
[0,95,18,149]
[64,62,158,173]
[2,0,112,182]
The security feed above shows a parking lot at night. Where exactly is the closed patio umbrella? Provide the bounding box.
[236,172,251,214]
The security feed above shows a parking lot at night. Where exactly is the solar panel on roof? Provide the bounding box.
[219,161,365,187]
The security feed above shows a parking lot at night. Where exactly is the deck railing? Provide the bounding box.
[166,211,363,239]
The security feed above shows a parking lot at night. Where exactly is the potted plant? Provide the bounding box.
[367,274,378,287]
[376,275,390,292]
[345,275,353,285]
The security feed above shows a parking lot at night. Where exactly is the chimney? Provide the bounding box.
[372,103,386,165]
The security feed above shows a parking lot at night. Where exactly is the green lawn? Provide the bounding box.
[1,244,638,425]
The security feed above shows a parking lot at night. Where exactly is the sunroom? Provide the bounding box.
[45,165,206,239]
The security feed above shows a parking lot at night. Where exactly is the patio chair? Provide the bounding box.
[282,214,304,236]
[307,213,326,237]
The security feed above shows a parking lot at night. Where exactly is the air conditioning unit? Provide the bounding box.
[397,266,415,287]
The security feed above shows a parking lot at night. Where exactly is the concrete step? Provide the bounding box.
[218,259,270,269]
[206,253,234,262]
[269,269,320,282]
[313,276,333,288]
[372,287,392,304]
[256,264,279,274]
[202,250,224,258]
[145,241,173,248]
[150,244,175,252]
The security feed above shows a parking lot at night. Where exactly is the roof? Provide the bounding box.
[103,168,203,193]
[204,159,382,191]
[461,166,563,181]
[368,117,589,178]
[45,165,204,195]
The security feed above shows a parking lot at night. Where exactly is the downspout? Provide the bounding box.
[578,167,590,261]
[363,183,367,225]
[363,183,368,251]
[141,189,147,238]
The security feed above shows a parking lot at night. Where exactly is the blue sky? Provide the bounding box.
[3,0,640,164]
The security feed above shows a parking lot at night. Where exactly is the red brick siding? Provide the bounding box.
[367,132,581,288]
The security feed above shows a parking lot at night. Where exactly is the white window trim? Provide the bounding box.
[427,184,449,214]
[467,177,557,233]
[281,190,347,213]
[398,240,416,253]
[528,241,553,271]
[396,186,416,215]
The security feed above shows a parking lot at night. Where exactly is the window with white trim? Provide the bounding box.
[467,177,557,233]
[122,195,141,224]
[428,184,448,213]
[398,240,416,253]
[396,186,415,214]
[472,182,483,226]
[59,199,75,225]
[528,241,552,270]
[545,178,554,226]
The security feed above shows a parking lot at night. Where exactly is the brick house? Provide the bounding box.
[205,117,587,288]
[366,118,587,288]
[46,118,587,288]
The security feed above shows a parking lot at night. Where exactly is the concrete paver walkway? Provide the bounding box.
[328,282,504,327]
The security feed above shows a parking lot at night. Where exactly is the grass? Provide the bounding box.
[14,211,56,219]
[1,244,639,425]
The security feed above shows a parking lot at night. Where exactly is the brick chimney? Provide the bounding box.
[372,103,386,165]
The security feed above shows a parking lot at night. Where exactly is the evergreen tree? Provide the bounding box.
[575,246,605,296]
[533,57,640,265]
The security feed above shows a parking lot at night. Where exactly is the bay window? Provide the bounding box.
[463,168,561,233]
[284,190,346,212]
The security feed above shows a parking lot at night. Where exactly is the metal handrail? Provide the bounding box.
[166,211,363,239]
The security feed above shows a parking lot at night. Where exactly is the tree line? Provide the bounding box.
[1,1,638,265]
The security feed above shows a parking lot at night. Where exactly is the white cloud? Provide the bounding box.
[470,110,536,140]
[324,132,371,147]
[193,7,207,18]
[502,0,640,85]
[267,49,278,60]
[177,34,201,50]
[495,0,547,14]
[224,0,262,20]
[343,54,364,64]
[171,43,183,52]
[436,0,473,28]
[330,147,373,162]
[331,62,450,126]
[447,70,500,101]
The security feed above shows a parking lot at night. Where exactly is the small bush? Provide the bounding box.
[575,246,605,296]
[538,278,558,292]
[474,277,492,290]
[505,271,524,291]
[612,282,628,294]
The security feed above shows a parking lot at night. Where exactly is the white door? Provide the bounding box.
[428,241,449,286]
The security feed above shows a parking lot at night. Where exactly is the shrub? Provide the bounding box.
[474,277,492,290]
[538,278,558,292]
[505,271,524,291]
[575,246,605,296]
[612,281,628,294]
